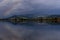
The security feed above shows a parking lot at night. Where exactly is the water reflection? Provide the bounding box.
[0,21,60,40]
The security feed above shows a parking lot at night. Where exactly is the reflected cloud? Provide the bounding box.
[1,22,60,40]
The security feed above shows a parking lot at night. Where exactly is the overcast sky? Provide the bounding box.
[0,0,60,18]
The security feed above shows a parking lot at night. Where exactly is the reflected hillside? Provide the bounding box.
[0,15,60,25]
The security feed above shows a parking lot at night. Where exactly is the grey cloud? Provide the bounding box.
[0,0,60,17]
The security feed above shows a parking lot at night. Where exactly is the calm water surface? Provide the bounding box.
[0,22,60,40]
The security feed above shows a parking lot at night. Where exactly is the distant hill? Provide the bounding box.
[46,15,60,18]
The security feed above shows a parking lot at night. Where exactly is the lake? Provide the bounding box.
[0,21,60,40]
